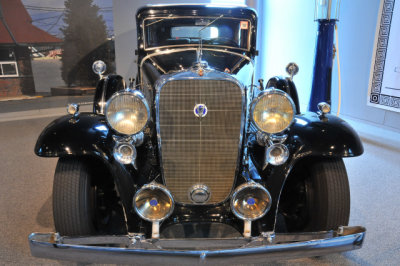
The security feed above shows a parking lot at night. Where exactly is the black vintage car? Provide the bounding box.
[29,4,366,264]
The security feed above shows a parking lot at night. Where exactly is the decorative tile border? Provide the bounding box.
[368,0,400,112]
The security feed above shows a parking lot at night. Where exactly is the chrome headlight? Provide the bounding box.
[105,91,150,135]
[250,89,295,134]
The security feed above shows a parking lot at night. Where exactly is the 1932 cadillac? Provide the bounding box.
[29,4,366,264]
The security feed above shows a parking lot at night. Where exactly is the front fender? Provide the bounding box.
[34,113,142,231]
[250,112,364,170]
[249,112,363,231]
[35,113,112,161]
[290,113,363,158]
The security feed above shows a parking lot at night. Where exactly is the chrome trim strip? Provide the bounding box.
[29,226,366,264]
[145,43,248,52]
[148,57,167,74]
[145,4,248,8]
[142,16,252,52]
[154,70,247,205]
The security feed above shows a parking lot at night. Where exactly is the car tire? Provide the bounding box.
[52,158,96,236]
[279,158,350,232]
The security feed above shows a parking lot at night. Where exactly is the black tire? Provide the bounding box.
[53,158,95,236]
[53,158,126,236]
[279,158,350,232]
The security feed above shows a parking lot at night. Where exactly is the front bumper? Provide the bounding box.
[29,226,365,264]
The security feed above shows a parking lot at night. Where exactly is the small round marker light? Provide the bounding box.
[92,60,107,76]
[317,102,331,114]
[266,143,289,166]
[114,143,136,164]
[67,103,79,116]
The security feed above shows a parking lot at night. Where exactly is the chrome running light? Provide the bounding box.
[134,183,174,238]
[231,183,272,237]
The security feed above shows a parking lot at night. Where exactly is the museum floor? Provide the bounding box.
[0,115,399,265]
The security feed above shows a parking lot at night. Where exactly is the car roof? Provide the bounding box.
[136,4,257,22]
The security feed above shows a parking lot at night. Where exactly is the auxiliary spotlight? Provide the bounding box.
[231,182,272,237]
[133,183,174,238]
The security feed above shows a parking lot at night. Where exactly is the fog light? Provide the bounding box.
[134,183,174,238]
[231,183,272,221]
[266,143,289,166]
[134,183,174,222]
[114,143,136,164]
[231,183,272,238]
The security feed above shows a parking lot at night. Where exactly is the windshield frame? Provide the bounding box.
[142,16,252,52]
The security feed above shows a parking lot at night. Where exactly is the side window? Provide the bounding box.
[0,48,18,77]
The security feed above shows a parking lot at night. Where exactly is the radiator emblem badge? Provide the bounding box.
[194,104,208,118]
[189,184,211,204]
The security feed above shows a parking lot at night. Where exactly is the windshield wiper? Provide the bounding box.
[145,14,173,27]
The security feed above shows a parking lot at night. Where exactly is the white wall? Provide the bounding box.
[332,0,400,131]
[256,0,316,111]
[258,0,400,132]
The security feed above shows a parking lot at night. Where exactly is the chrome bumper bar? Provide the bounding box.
[29,226,365,264]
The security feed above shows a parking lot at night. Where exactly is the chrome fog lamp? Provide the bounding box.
[231,183,272,237]
[105,91,150,135]
[266,143,289,166]
[113,142,136,164]
[251,89,295,134]
[134,183,174,238]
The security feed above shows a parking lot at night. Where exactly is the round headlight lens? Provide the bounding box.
[106,91,149,135]
[251,89,295,134]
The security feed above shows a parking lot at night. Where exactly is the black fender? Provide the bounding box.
[35,114,112,159]
[35,113,140,231]
[250,112,363,170]
[93,74,125,114]
[249,112,363,231]
[289,112,363,158]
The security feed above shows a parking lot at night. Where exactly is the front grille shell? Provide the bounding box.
[155,70,246,205]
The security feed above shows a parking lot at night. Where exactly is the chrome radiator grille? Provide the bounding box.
[158,79,243,204]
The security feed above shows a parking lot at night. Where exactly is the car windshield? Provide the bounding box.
[143,17,250,50]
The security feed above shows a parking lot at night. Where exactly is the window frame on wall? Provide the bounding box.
[0,47,19,78]
[0,61,19,78]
